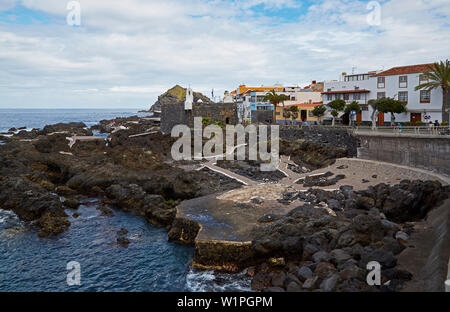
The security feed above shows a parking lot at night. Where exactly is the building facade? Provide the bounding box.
[275,103,323,124]
[323,64,449,125]
[234,83,323,124]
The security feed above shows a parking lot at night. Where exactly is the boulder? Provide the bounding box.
[296,266,313,282]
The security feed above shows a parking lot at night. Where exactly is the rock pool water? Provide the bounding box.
[0,201,251,292]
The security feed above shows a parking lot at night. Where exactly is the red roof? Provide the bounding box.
[375,63,434,76]
[284,102,322,108]
[322,89,370,94]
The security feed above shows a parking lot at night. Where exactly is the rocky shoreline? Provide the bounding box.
[0,115,448,292]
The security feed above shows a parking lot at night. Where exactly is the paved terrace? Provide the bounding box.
[176,156,448,248]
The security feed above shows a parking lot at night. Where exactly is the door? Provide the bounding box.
[357,112,362,124]
[410,113,421,125]
[301,110,307,122]
[377,112,384,126]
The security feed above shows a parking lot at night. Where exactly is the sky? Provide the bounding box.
[0,0,449,109]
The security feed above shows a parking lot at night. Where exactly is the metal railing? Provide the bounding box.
[355,126,450,136]
[281,124,450,136]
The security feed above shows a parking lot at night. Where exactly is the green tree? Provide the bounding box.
[263,90,290,124]
[311,105,327,124]
[327,99,346,126]
[345,101,361,126]
[415,60,450,123]
[289,106,299,125]
[377,97,407,124]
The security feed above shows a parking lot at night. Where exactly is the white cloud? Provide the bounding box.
[0,0,449,108]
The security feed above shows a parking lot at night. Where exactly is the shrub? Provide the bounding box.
[415,121,424,126]
[202,117,210,126]
[403,122,411,126]
[214,121,225,129]
[441,122,449,126]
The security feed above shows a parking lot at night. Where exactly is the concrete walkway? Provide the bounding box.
[199,156,449,192]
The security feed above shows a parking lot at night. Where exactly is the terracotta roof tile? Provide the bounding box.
[322,89,370,94]
[375,63,434,76]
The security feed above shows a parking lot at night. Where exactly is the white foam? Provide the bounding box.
[186,269,252,292]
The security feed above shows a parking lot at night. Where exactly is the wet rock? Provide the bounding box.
[327,199,341,211]
[98,204,115,217]
[117,228,128,236]
[329,249,352,267]
[63,198,80,209]
[251,272,271,291]
[360,249,397,269]
[263,287,285,292]
[302,276,319,290]
[381,237,406,256]
[117,236,130,247]
[312,251,330,263]
[381,219,400,237]
[270,271,286,287]
[38,211,70,237]
[56,186,77,196]
[286,281,302,292]
[339,264,365,281]
[395,231,409,245]
[351,215,384,245]
[258,214,281,223]
[302,244,319,261]
[320,273,340,292]
[296,266,313,282]
[315,262,337,279]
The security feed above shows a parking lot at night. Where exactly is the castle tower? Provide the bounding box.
[185,87,193,110]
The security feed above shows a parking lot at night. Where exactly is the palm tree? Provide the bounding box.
[415,59,450,123]
[263,90,290,124]
[290,106,299,125]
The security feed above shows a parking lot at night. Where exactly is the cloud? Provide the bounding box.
[0,0,449,108]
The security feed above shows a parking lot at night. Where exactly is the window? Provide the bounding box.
[327,94,332,101]
[420,90,430,103]
[353,93,361,100]
[343,93,350,101]
[398,91,408,103]
[377,77,385,88]
[419,74,429,84]
[251,96,256,102]
[377,92,386,99]
[399,76,408,88]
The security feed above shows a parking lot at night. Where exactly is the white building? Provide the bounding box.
[233,83,323,123]
[184,87,193,110]
[323,64,449,124]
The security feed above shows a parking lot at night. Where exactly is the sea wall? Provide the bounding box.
[356,133,450,176]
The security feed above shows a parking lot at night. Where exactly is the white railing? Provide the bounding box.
[282,124,450,136]
[354,126,450,136]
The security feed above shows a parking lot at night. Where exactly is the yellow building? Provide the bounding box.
[275,103,323,124]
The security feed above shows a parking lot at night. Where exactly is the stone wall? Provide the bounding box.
[251,110,273,124]
[356,133,450,176]
[279,126,358,156]
[161,102,238,134]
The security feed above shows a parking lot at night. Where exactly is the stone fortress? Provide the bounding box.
[160,86,239,134]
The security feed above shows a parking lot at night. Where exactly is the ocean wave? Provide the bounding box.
[186,268,252,292]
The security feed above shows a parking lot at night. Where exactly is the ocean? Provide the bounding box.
[0,109,251,292]
[0,109,150,133]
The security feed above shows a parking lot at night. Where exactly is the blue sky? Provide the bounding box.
[0,0,449,109]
